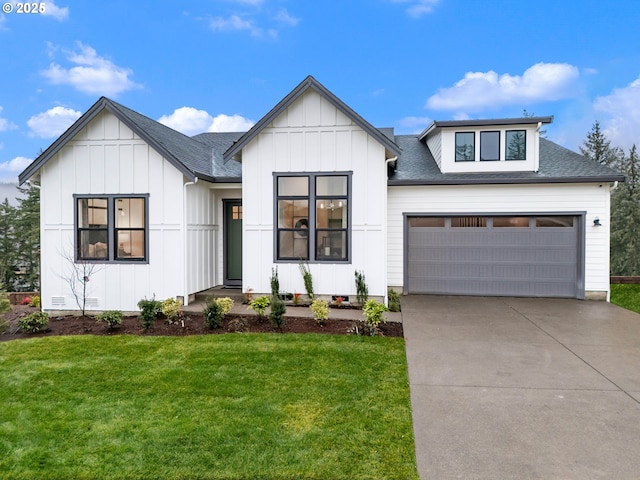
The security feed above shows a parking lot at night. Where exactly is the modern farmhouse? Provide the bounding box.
[19,76,624,312]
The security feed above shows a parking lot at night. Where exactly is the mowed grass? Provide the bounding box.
[0,334,417,480]
[611,284,640,314]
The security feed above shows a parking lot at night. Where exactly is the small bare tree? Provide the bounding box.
[60,250,103,317]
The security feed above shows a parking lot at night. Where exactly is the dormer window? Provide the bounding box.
[455,132,474,162]
[480,131,500,161]
[506,130,526,160]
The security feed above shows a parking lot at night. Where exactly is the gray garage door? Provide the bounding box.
[407,215,581,298]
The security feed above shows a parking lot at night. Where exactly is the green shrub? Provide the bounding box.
[161,298,183,324]
[203,297,235,330]
[137,297,162,330]
[28,295,41,308]
[354,270,368,304]
[248,295,270,319]
[18,311,50,333]
[299,262,314,300]
[310,299,330,325]
[270,267,280,297]
[362,299,388,327]
[387,288,401,312]
[270,296,286,329]
[96,310,123,328]
[216,297,235,316]
[203,299,223,329]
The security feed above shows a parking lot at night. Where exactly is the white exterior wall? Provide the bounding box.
[436,124,538,173]
[242,90,388,298]
[387,183,612,296]
[39,110,185,312]
[185,180,216,298]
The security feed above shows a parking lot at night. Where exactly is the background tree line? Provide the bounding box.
[0,182,40,292]
[580,122,640,275]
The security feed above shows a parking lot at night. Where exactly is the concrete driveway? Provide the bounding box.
[402,295,640,479]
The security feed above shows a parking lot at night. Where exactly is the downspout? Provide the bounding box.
[384,156,398,306]
[610,181,619,192]
[183,177,198,306]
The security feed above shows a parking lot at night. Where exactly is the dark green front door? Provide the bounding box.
[224,200,242,285]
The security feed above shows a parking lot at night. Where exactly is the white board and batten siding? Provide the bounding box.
[40,110,189,312]
[387,183,612,297]
[241,89,388,298]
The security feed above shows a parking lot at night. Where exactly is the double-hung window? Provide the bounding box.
[275,172,351,262]
[75,194,148,262]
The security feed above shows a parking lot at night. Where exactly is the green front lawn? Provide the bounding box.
[611,284,640,314]
[0,334,417,480]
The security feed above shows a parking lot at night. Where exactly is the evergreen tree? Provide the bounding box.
[0,198,18,289]
[14,182,40,291]
[579,121,622,167]
[610,145,640,275]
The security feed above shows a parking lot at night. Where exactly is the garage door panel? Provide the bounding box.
[407,216,579,298]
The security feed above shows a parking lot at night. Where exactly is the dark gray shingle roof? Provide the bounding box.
[388,136,625,185]
[191,132,243,179]
[19,97,243,185]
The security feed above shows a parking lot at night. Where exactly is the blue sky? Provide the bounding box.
[1,0,639,183]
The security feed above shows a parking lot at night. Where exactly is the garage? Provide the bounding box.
[406,215,583,298]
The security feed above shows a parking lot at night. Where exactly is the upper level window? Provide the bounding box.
[76,194,148,263]
[455,132,475,161]
[480,131,500,161]
[506,130,526,160]
[275,173,351,262]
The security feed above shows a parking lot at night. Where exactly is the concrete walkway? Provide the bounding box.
[402,295,640,479]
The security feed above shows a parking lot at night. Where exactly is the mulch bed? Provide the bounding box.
[1,305,403,341]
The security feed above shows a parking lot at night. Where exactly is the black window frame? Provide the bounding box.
[480,131,500,161]
[74,194,149,264]
[455,132,475,162]
[274,172,352,263]
[505,130,527,161]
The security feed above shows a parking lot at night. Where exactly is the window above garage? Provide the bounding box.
[421,117,552,174]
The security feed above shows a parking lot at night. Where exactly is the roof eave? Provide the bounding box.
[388,174,625,187]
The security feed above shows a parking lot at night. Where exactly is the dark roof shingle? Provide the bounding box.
[388,136,625,185]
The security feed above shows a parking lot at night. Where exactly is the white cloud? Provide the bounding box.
[210,14,264,37]
[42,1,69,21]
[0,157,32,182]
[275,8,300,26]
[41,42,141,96]
[159,107,215,136]
[0,106,17,131]
[209,114,254,132]
[27,106,81,138]
[594,76,640,150]
[391,0,439,18]
[159,107,254,135]
[426,62,580,112]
